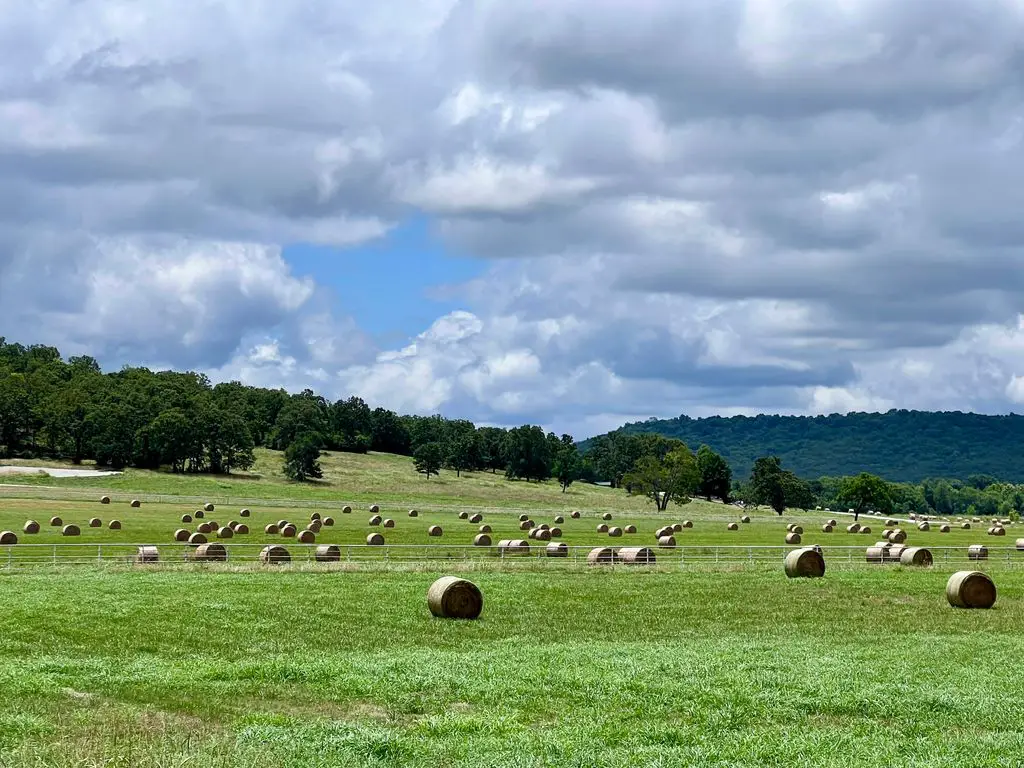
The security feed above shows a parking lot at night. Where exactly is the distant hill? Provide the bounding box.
[589,410,1024,483]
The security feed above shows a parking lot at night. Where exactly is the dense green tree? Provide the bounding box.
[552,437,583,492]
[503,425,552,481]
[413,441,444,478]
[836,472,893,520]
[283,433,323,481]
[696,444,732,502]
[622,446,700,511]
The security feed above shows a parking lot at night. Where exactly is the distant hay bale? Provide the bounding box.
[618,547,656,565]
[681,521,692,528]
[791,526,803,535]
[940,524,950,533]
[193,543,227,562]
[597,523,609,533]
[298,530,315,543]
[469,514,483,524]
[322,517,335,526]
[601,513,612,521]
[203,503,214,513]
[546,542,568,557]
[206,520,219,530]
[993,527,1007,537]
[673,523,683,532]
[235,524,249,535]
[918,522,930,531]
[0,531,17,545]
[827,519,838,526]
[459,511,469,520]
[900,547,933,567]
[865,545,892,563]
[786,524,796,532]
[62,525,80,537]
[740,515,751,524]
[23,520,39,534]
[533,528,552,541]
[890,529,907,544]
[187,532,207,545]
[625,524,637,534]
[968,544,988,561]
[479,524,492,533]
[136,546,159,563]
[554,515,565,524]
[570,511,581,519]
[260,545,291,564]
[217,526,233,539]
[281,524,297,538]
[821,524,833,533]
[342,505,352,514]
[539,523,550,531]
[174,528,190,542]
[100,496,110,505]
[658,535,676,548]
[408,509,418,517]
[264,524,279,535]
[607,526,623,538]
[369,515,382,526]
[315,545,341,562]
[946,571,996,609]
[520,520,534,531]
[383,519,395,528]
[655,526,673,538]
[519,514,529,522]
[784,547,826,578]
[89,518,101,528]
[308,520,322,533]
[587,547,617,565]
[428,525,443,537]
[972,517,981,522]
[886,519,898,526]
[196,523,212,534]
[1017,538,1024,551]
[473,533,492,546]
[369,504,380,514]
[883,529,893,540]
[860,526,872,534]
[50,516,63,527]
[194,510,204,519]
[130,499,141,508]
[240,509,250,517]
[308,512,320,522]
[181,514,192,523]
[550,527,562,537]
[108,520,121,530]
[497,539,530,555]
[727,523,739,531]
[427,576,483,620]
[785,532,802,545]
[366,532,385,545]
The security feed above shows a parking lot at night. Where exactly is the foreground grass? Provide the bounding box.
[0,567,1022,766]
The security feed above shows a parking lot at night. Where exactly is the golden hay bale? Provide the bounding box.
[342,505,352,514]
[900,547,933,567]
[520,520,533,531]
[534,528,552,541]
[740,515,751,524]
[427,576,483,620]
[194,510,204,519]
[625,524,637,534]
[89,518,101,528]
[383,518,395,528]
[993,527,1007,537]
[473,533,492,546]
[827,519,838,526]
[459,511,469,520]
[554,515,565,524]
[130,499,141,508]
[308,520,322,533]
[673,523,683,532]
[519,514,530,522]
[546,542,569,557]
[865,544,890,563]
[50,516,63,527]
[136,546,158,563]
[322,517,335,526]
[174,528,190,542]
[785,532,802,545]
[187,532,207,545]
[658,535,676,548]
[860,526,872,534]
[946,571,996,609]
[206,520,219,530]
[1017,538,1024,551]
[235,524,249,535]
[181,514,192,523]
[276,519,288,529]
[196,523,212,534]
[587,547,617,565]
[428,525,443,537]
[682,521,693,528]
[369,504,380,514]
[0,531,17,545]
[655,526,672,538]
[240,509,250,517]
[366,532,385,545]
[62,525,80,537]
[297,530,315,543]
[497,539,530,555]
[281,525,297,538]
[550,527,562,537]
[607,526,623,538]
[479,524,492,533]
[940,524,950,533]
[315,545,340,562]
[618,547,656,565]
[968,544,988,561]
[882,529,893,540]
[409,509,418,517]
[217,526,233,539]
[264,524,279,535]
[918,522,930,531]
[821,524,833,533]
[260,545,290,564]
[100,495,111,505]
[571,511,581,519]
[369,515,382,526]
[192,543,227,562]
[784,547,826,578]
[791,526,804,535]
[539,523,551,531]
[108,520,121,530]
[203,503,214,512]
[310,512,321,521]
[890,529,907,543]
[469,513,483,524]
[727,523,739,531]
[23,520,40,534]
[597,523,609,533]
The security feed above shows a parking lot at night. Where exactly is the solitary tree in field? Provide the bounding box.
[623,446,700,510]
[836,472,892,520]
[552,440,583,492]
[414,441,444,479]
[283,432,323,481]
[696,444,732,502]
[748,455,814,514]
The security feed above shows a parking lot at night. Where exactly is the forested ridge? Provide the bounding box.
[591,410,1024,483]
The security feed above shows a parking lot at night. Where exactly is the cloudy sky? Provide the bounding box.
[3,0,1024,438]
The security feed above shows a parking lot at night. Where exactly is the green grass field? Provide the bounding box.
[1,452,1022,766]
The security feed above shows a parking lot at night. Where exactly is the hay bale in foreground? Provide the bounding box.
[187,532,207,545]
[427,576,483,620]
[217,526,233,539]
[315,545,340,562]
[298,530,315,544]
[946,571,996,609]
[130,499,141,508]
[821,524,833,533]
[322,517,334,526]
[847,523,860,533]
[240,508,250,517]
[968,544,988,561]
[554,515,565,524]
[136,546,158,563]
[727,523,739,531]
[264,524,279,535]
[235,524,249,535]
[260,545,290,564]
[618,547,656,565]
[108,520,121,530]
[62,525,80,537]
[473,533,492,547]
[784,547,826,578]
[900,547,933,566]
[50,517,62,527]
[497,539,530,555]
[608,526,623,538]
[100,496,110,505]
[366,532,384,545]
[587,547,617,565]
[409,509,419,517]
[23,520,39,534]
[0,531,17,545]
[785,532,801,545]
[625,524,637,534]
[281,525,297,538]
[546,542,568,557]
[193,543,227,562]
[479,524,492,533]
[174,528,190,542]
[865,545,891,564]
[658,535,676,548]
[428,525,443,537]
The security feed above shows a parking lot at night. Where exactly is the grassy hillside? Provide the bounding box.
[599,409,1024,482]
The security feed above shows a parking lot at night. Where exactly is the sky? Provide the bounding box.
[2,0,1024,440]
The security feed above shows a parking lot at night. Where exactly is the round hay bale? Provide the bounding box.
[740,515,751,524]
[0,531,17,545]
[130,499,141,508]
[315,545,340,562]
[322,517,334,526]
[727,523,739,531]
[821,524,833,533]
[655,526,672,538]
[260,545,290,564]
[625,524,637,534]
[174,528,190,542]
[546,542,568,557]
[940,524,950,533]
[860,526,872,534]
[206,520,219,531]
[587,547,617,565]
[786,524,796,532]
[994,527,1007,537]
[918,522,930,531]
[673,523,683,532]
[608,526,623,538]
[203,503,214,513]
[23,520,40,534]
[196,523,212,535]
[281,524,297,538]
[682,520,693,528]
[597,523,609,533]
[308,520,322,533]
[968,544,988,561]
[428,525,443,537]
[62,524,80,537]
[409,509,418,517]
[554,515,565,524]
[550,527,562,537]
[383,518,395,528]
[240,508,250,517]
[846,523,860,533]
[50,516,62,527]
[497,539,530,555]
[136,546,158,563]
[297,530,315,544]
[539,523,550,531]
[618,547,656,565]
[187,532,207,545]
[369,504,380,514]
[1017,538,1024,551]
[658,535,676,548]
[519,514,529,522]
[519,520,533,531]
[887,544,906,562]
[264,523,279,535]
[602,513,612,521]
[369,515,382,526]
[89,517,101,528]
[473,533,492,546]
[973,517,981,522]
[342,505,352,514]
[108,520,121,530]
[570,511,581,519]
[193,543,227,562]
[882,529,893,540]
[309,512,321,521]
[100,495,111,505]
[235,524,249,535]
[194,510,204,519]
[479,524,492,533]
[890,529,907,544]
[784,547,826,578]
[886,518,898,526]
[427,576,483,620]
[276,519,289,530]
[458,511,469,520]
[961,522,971,529]
[865,545,890,563]
[217,526,233,539]
[785,532,802,545]
[469,513,483,524]
[534,528,551,541]
[791,526,804,535]
[900,547,933,566]
[181,514,192,523]
[827,519,837,526]
[366,532,385,545]
[946,571,996,609]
